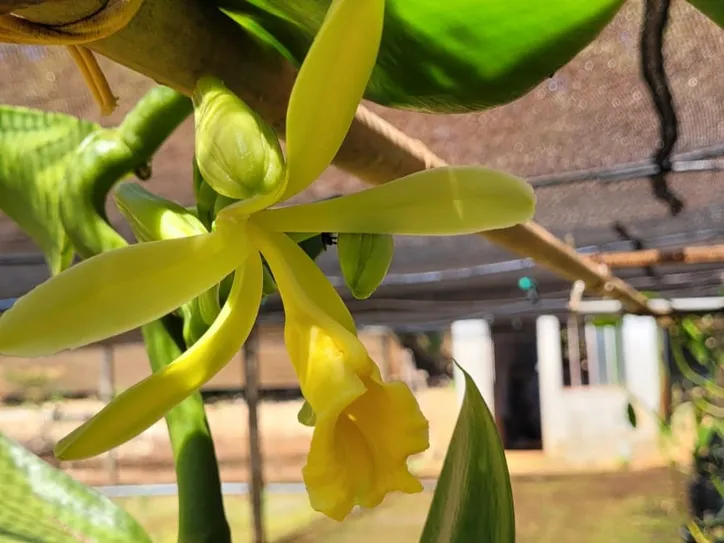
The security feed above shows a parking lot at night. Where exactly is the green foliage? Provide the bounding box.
[0,107,98,274]
[219,0,624,112]
[0,433,151,542]
[60,87,192,258]
[686,0,724,28]
[420,367,515,543]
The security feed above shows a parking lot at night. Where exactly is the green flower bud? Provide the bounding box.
[337,233,394,300]
[297,400,316,427]
[114,182,207,242]
[193,76,285,200]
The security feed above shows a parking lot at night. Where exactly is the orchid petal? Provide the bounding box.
[255,166,536,235]
[249,223,355,333]
[282,0,385,201]
[0,229,249,357]
[55,253,264,460]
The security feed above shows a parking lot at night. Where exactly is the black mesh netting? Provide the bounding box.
[1,0,724,324]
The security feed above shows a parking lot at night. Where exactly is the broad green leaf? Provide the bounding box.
[0,107,98,274]
[218,0,624,112]
[686,0,724,27]
[420,367,514,543]
[0,433,151,542]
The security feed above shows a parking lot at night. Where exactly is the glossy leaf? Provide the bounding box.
[420,366,514,543]
[219,0,624,112]
[0,106,98,274]
[0,433,151,542]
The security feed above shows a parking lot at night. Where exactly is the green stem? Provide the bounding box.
[117,86,193,158]
[142,316,231,543]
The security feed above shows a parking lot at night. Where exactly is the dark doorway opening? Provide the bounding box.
[492,320,542,450]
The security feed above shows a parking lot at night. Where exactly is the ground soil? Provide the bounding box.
[0,386,674,487]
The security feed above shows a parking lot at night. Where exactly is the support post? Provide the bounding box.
[536,316,565,455]
[99,344,118,484]
[622,316,661,414]
[243,326,265,543]
[451,320,495,411]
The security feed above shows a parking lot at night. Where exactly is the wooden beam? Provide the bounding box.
[589,244,724,268]
[10,0,664,316]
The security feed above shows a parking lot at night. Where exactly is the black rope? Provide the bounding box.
[640,0,684,215]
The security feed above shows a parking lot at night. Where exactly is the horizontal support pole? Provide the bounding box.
[590,244,724,268]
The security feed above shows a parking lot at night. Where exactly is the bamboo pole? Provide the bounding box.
[589,244,724,268]
[12,0,665,315]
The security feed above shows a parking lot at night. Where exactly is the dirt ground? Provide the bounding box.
[0,385,672,486]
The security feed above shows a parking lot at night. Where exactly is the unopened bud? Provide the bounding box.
[337,233,394,300]
[193,77,285,200]
[114,182,206,242]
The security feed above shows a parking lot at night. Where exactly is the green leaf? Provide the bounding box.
[218,0,624,112]
[591,315,622,327]
[626,401,637,428]
[420,366,514,543]
[0,107,98,274]
[686,0,724,27]
[0,433,151,542]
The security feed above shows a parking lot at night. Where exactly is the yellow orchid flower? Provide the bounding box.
[0,0,536,520]
[251,225,429,520]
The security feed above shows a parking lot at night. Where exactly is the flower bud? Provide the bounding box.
[193,77,285,200]
[114,182,207,242]
[337,233,394,300]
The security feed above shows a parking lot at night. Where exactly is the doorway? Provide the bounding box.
[492,320,542,450]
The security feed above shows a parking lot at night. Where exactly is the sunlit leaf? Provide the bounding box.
[0,433,151,542]
[219,0,624,112]
[420,366,514,543]
[0,106,98,274]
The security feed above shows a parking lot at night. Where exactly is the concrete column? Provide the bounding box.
[622,315,661,414]
[537,315,565,454]
[452,319,495,412]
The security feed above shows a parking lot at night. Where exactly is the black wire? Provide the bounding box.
[640,0,685,215]
[613,221,659,280]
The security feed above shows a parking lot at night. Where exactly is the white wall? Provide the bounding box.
[451,319,495,412]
